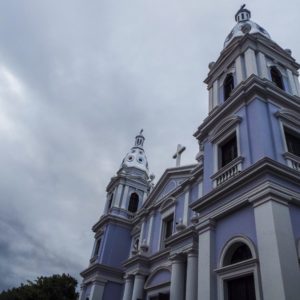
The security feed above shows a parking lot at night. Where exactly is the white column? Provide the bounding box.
[121,185,129,209]
[114,184,124,207]
[185,251,198,300]
[146,213,155,245]
[244,48,258,78]
[235,55,244,84]
[198,181,203,198]
[212,80,219,108]
[170,254,185,300]
[287,69,298,95]
[254,199,300,300]
[122,276,134,300]
[131,274,145,300]
[196,219,215,300]
[257,52,269,79]
[90,281,106,300]
[142,191,147,203]
[183,190,189,226]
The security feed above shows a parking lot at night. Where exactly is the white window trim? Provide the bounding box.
[276,110,300,171]
[216,236,261,300]
[158,207,175,251]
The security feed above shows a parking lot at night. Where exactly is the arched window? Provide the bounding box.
[224,73,234,101]
[220,239,258,300]
[270,66,284,90]
[224,242,252,266]
[128,193,139,213]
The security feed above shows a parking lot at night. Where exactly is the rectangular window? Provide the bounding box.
[219,134,238,167]
[285,128,300,156]
[161,214,174,249]
[94,239,101,257]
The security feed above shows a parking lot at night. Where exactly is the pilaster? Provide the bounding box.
[131,274,145,300]
[185,251,198,300]
[196,219,216,300]
[170,254,185,300]
[235,55,244,84]
[90,281,106,300]
[253,199,300,300]
[121,185,130,209]
[122,275,134,300]
[245,48,258,78]
[257,52,269,79]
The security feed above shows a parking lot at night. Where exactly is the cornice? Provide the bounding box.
[194,75,300,140]
[191,157,300,212]
[92,214,133,233]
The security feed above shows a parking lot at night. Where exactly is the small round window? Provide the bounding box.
[137,157,143,163]
[127,155,134,161]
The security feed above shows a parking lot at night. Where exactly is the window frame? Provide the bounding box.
[158,205,175,250]
[216,236,261,300]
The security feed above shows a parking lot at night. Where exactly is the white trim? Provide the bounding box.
[146,213,155,246]
[217,236,261,300]
[183,190,189,226]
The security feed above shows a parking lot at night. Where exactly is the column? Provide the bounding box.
[244,48,258,78]
[257,52,269,79]
[90,281,106,300]
[196,219,215,300]
[131,274,145,300]
[185,251,198,300]
[170,254,185,300]
[209,88,213,112]
[235,55,244,84]
[253,199,300,300]
[122,276,134,300]
[139,219,146,246]
[121,185,129,209]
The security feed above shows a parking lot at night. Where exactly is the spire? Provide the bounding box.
[119,130,149,175]
[235,4,251,22]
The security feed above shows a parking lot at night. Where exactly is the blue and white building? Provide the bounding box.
[79,6,300,300]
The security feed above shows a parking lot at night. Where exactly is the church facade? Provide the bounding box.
[79,6,300,300]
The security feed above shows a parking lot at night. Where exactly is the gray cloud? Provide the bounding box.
[0,0,299,291]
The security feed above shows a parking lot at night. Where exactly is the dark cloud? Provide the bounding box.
[0,0,299,292]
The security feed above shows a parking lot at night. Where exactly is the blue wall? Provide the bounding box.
[215,206,257,265]
[103,281,123,300]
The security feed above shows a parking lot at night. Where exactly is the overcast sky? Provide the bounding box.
[0,0,299,291]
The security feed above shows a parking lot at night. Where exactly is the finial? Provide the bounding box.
[139,129,144,135]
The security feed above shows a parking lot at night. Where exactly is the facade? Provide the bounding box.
[79,6,300,300]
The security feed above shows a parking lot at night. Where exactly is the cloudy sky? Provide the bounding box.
[0,0,299,291]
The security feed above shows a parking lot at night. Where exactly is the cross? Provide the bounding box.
[172,144,186,167]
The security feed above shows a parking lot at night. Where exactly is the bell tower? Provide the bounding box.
[79,131,153,300]
[193,5,300,300]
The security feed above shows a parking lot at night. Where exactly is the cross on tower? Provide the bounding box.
[172,144,186,167]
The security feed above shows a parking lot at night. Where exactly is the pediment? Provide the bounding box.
[143,165,196,208]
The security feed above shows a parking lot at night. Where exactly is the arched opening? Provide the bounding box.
[270,66,284,90]
[224,73,234,101]
[222,241,256,300]
[128,193,139,213]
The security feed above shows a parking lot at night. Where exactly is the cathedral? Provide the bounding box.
[79,6,300,300]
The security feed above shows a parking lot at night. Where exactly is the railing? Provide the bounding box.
[284,152,300,172]
[212,157,243,187]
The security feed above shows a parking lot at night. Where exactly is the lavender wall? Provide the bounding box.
[190,182,199,202]
[203,141,214,194]
[215,206,257,265]
[150,213,162,253]
[101,224,131,267]
[103,281,123,300]
[147,269,171,288]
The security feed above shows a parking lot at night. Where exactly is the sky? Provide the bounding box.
[0,0,299,292]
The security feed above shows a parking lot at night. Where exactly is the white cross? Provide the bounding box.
[172,144,186,167]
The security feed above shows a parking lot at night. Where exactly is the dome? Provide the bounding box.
[120,130,149,175]
[224,5,271,48]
